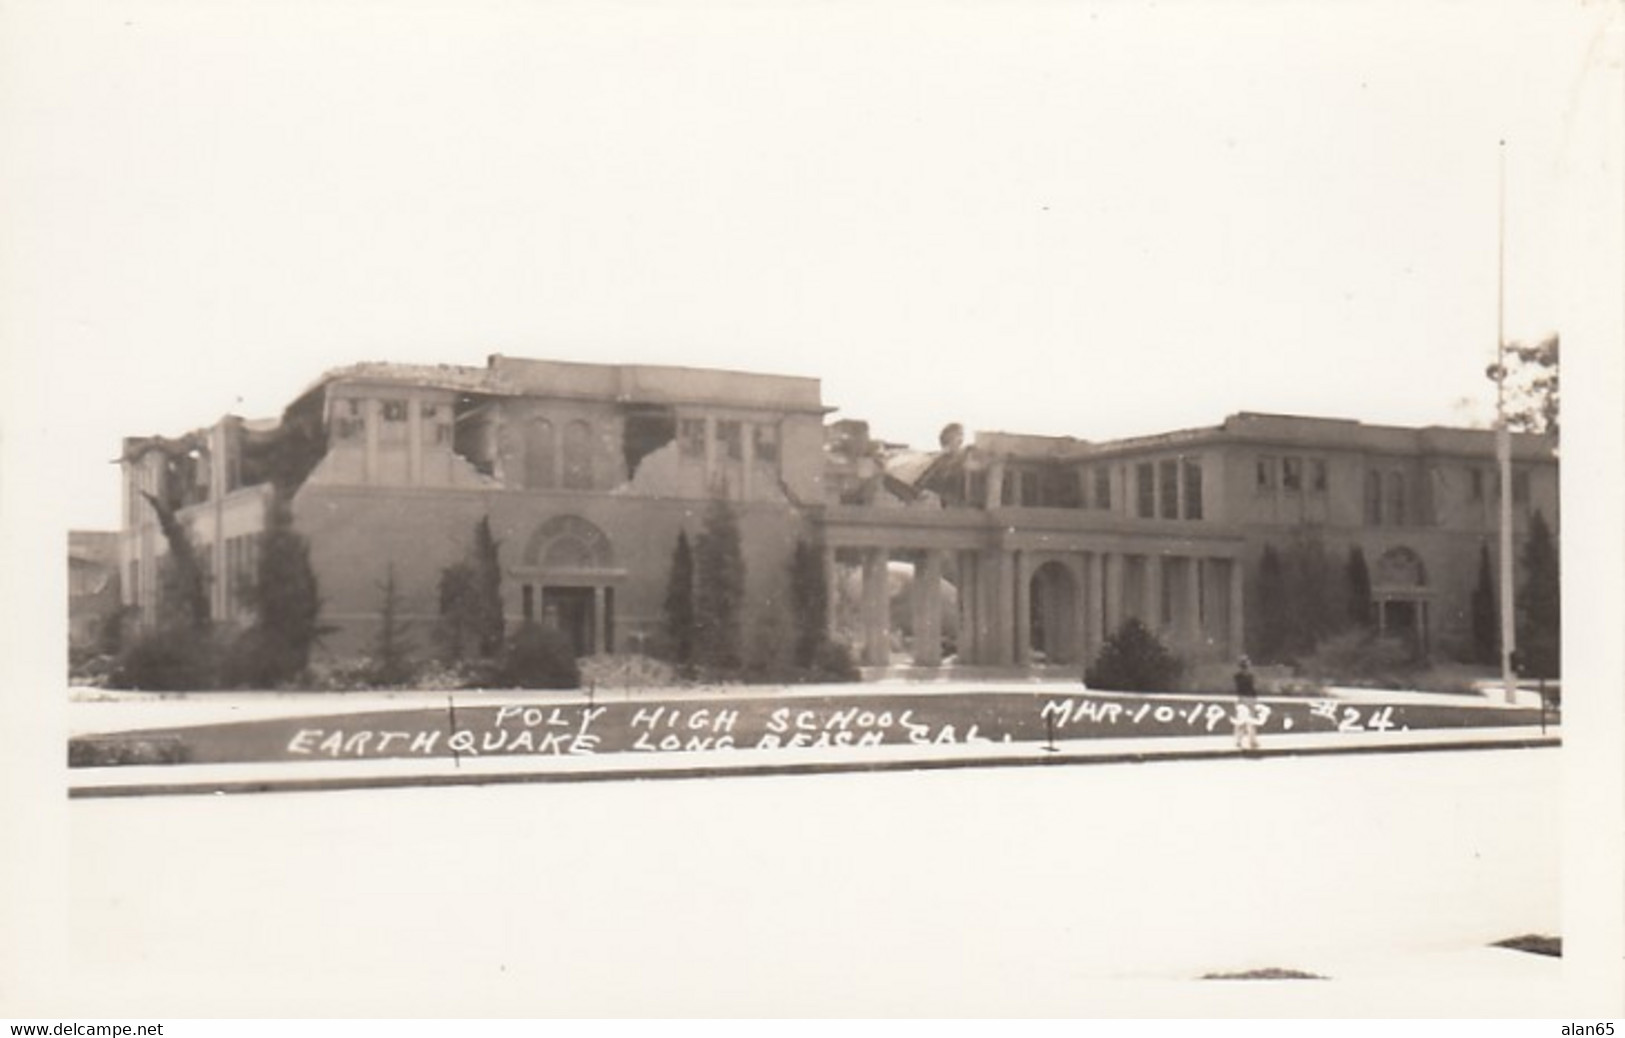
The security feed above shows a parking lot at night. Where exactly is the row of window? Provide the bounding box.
[1256,455,1329,495]
[677,418,780,463]
[996,459,1205,521]
[333,398,453,445]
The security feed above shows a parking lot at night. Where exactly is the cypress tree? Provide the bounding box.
[142,492,210,633]
[1517,509,1560,678]
[693,495,745,674]
[471,516,505,658]
[238,494,324,685]
[1254,544,1289,661]
[1471,543,1498,665]
[662,530,696,668]
[1345,546,1373,629]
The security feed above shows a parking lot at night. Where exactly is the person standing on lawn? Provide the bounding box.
[1233,655,1260,751]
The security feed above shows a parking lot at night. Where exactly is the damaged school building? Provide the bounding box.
[115,354,1559,672]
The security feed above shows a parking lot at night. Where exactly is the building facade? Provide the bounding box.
[117,355,1559,672]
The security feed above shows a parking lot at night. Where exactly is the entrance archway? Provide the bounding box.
[517,515,621,657]
[1373,546,1430,659]
[1029,561,1080,664]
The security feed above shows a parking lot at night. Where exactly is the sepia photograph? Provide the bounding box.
[3,0,1622,1024]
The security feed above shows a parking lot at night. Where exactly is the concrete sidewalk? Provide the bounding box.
[68,720,1559,799]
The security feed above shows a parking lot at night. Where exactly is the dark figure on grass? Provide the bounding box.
[1233,655,1260,752]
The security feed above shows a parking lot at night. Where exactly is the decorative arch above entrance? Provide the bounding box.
[1372,545,1430,659]
[516,515,621,658]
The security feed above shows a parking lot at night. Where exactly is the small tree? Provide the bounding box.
[369,564,416,686]
[1085,618,1185,693]
[661,531,696,668]
[1517,509,1560,679]
[470,517,505,658]
[693,495,745,674]
[1345,546,1373,630]
[1470,543,1499,665]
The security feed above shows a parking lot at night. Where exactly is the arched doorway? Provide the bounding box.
[1373,546,1430,659]
[517,515,622,658]
[1029,561,1080,664]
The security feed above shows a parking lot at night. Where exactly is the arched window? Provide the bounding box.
[563,420,593,489]
[524,419,555,489]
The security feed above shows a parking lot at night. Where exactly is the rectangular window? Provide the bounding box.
[1136,462,1155,518]
[1183,459,1204,520]
[678,419,706,458]
[1282,456,1302,492]
[1020,469,1041,508]
[1158,460,1179,519]
[336,399,365,440]
[1365,471,1383,525]
[522,585,535,622]
[1387,471,1407,526]
[381,400,408,422]
[716,420,743,461]
[1256,456,1278,494]
[1310,458,1328,494]
[752,423,779,463]
[1470,468,1484,501]
[1093,467,1112,510]
[1512,469,1530,504]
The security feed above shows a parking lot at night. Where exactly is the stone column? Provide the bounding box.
[957,550,978,664]
[1144,553,1163,631]
[986,460,1006,508]
[821,543,838,639]
[1082,551,1101,660]
[912,551,944,667]
[593,586,608,656]
[1014,551,1033,666]
[1184,557,1203,649]
[408,397,424,486]
[862,548,890,667]
[1104,552,1123,635]
[1228,557,1245,659]
[989,549,1013,665]
[363,397,380,485]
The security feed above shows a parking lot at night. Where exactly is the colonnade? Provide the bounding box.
[823,543,1244,669]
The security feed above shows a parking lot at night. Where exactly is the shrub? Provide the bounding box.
[1084,618,1185,692]
[498,622,581,689]
[579,654,679,690]
[1293,628,1417,689]
[108,627,222,691]
[69,734,191,767]
[808,639,861,683]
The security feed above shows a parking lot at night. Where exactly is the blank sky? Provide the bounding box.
[2,0,1618,531]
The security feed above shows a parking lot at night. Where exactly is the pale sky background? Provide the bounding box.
[2,0,1619,534]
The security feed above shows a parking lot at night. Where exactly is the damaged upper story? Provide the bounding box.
[124,355,834,514]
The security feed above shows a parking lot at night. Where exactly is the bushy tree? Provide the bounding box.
[1471,543,1499,665]
[661,530,696,668]
[789,538,830,670]
[693,495,745,673]
[1503,334,1560,438]
[1085,618,1185,693]
[1517,509,1560,679]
